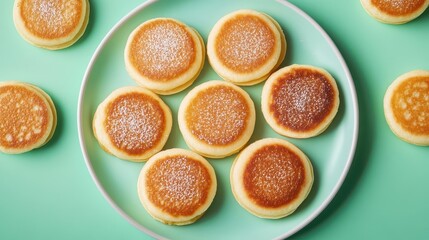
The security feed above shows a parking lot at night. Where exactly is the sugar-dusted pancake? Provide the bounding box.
[0,81,57,154]
[230,138,313,219]
[125,18,205,95]
[207,9,286,86]
[93,86,172,162]
[384,70,429,146]
[262,64,340,138]
[360,0,429,24]
[178,80,256,158]
[13,0,90,50]
[137,148,217,225]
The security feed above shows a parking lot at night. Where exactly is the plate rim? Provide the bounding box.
[77,0,359,239]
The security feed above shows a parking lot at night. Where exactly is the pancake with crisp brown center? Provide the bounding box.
[93,86,172,162]
[178,80,256,158]
[262,64,340,138]
[0,81,57,154]
[384,70,429,146]
[137,148,217,225]
[361,0,429,24]
[230,138,313,219]
[207,9,286,86]
[125,18,205,95]
[13,0,90,50]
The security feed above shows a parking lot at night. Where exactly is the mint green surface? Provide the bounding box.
[0,1,427,240]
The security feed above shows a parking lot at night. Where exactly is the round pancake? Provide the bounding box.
[207,9,286,86]
[261,64,340,138]
[125,18,205,95]
[0,81,57,154]
[13,0,90,50]
[178,80,256,158]
[230,138,313,219]
[137,148,217,225]
[384,70,429,146]
[360,0,429,24]
[93,86,172,162]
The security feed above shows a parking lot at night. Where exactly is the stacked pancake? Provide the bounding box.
[178,80,256,158]
[125,18,205,95]
[13,0,90,50]
[384,70,429,146]
[93,86,172,162]
[207,9,286,86]
[262,64,340,138]
[230,138,313,219]
[0,81,57,154]
[360,0,429,24]
[137,148,217,225]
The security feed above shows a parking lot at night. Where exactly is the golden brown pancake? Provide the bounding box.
[125,18,205,95]
[13,0,90,50]
[93,86,172,162]
[360,0,429,24]
[262,64,340,138]
[137,148,217,225]
[178,80,256,158]
[384,70,429,145]
[207,9,286,86]
[0,81,57,154]
[230,138,313,219]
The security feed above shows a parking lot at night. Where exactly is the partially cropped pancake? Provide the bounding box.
[137,148,217,225]
[93,86,172,162]
[0,81,57,154]
[125,18,205,95]
[13,0,90,50]
[262,64,340,138]
[360,0,429,24]
[384,70,429,146]
[207,9,286,86]
[178,80,256,158]
[230,138,313,219]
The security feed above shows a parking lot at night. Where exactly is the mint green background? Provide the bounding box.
[0,1,427,240]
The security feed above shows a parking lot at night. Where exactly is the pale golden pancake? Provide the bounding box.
[125,18,205,95]
[13,0,90,50]
[93,86,172,161]
[384,70,429,146]
[262,64,340,138]
[207,9,286,86]
[178,80,256,158]
[0,81,57,154]
[137,148,217,225]
[361,0,429,24]
[230,138,313,219]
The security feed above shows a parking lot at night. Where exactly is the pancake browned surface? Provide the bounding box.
[360,0,429,24]
[93,86,172,162]
[137,148,217,225]
[0,81,57,154]
[125,18,205,95]
[13,0,90,50]
[262,64,340,138]
[230,138,313,219]
[207,9,286,86]
[384,70,429,146]
[178,80,256,158]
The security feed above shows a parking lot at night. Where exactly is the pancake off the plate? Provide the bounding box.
[262,64,340,138]
[0,81,57,154]
[360,0,429,24]
[384,70,429,146]
[230,138,313,219]
[137,148,217,225]
[13,0,90,50]
[93,86,172,162]
[125,18,205,95]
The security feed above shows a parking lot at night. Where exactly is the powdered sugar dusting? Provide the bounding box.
[146,155,212,217]
[371,0,426,15]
